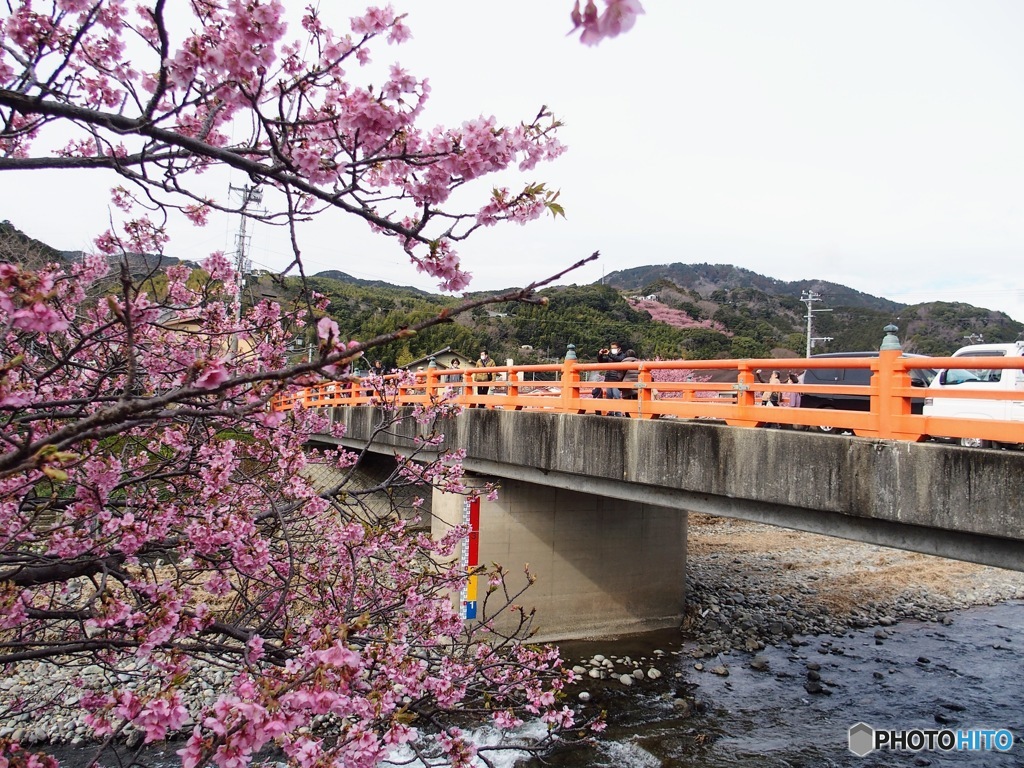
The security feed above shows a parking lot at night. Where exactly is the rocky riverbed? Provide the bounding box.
[557,514,1024,712]
[540,515,1024,768]
[6,514,1024,753]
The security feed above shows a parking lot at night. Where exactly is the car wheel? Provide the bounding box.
[815,407,838,434]
[959,437,992,449]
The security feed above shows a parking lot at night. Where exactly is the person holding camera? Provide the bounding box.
[597,343,626,414]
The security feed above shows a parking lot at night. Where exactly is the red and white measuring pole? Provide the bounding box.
[460,496,481,620]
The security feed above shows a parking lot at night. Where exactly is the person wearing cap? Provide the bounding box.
[472,348,497,406]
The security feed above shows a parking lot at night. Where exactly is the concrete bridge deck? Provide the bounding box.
[326,407,1024,569]
[316,407,1024,639]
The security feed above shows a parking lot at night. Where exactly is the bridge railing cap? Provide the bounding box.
[880,324,902,352]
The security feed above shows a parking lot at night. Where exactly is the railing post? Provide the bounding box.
[725,363,761,427]
[735,366,756,407]
[874,324,922,440]
[637,365,654,418]
[426,356,439,402]
[561,344,581,413]
[507,366,521,409]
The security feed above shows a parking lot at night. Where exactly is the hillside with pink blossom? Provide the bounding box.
[628,298,729,334]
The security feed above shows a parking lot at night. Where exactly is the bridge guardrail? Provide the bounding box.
[273,343,1024,447]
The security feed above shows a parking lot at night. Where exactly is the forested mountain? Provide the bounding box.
[290,265,1023,367]
[605,262,902,312]
[3,221,1021,367]
[601,262,1022,358]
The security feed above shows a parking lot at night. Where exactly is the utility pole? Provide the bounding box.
[801,290,833,357]
[228,183,263,356]
[229,183,262,287]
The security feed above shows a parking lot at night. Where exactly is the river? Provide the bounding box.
[40,600,1024,767]
[532,600,1024,767]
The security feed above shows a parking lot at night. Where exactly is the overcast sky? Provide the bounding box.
[5,1,1024,325]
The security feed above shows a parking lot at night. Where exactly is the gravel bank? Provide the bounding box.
[683,513,1024,657]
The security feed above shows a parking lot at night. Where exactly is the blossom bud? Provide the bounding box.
[42,465,69,482]
[570,0,583,26]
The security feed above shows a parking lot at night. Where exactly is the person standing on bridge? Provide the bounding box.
[597,343,626,416]
[621,349,640,401]
[761,370,782,407]
[598,343,626,395]
[472,348,497,406]
[784,372,802,408]
[445,358,466,398]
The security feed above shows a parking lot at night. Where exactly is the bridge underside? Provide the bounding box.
[452,454,1024,574]
[313,407,1024,638]
[433,480,687,642]
[324,407,1024,571]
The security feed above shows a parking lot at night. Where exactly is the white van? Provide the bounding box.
[923,341,1024,448]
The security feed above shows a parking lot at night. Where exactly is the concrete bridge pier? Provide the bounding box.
[433,476,687,642]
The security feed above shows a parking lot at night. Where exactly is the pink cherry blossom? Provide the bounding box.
[571,0,644,45]
[0,2,620,764]
[194,358,231,389]
[316,316,339,343]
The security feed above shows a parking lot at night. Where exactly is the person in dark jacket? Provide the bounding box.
[621,349,640,399]
[597,343,626,414]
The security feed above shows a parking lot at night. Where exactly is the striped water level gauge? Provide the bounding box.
[460,496,480,620]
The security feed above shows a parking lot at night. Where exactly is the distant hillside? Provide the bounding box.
[599,262,1023,357]
[313,270,432,297]
[1,221,197,277]
[3,221,1021,363]
[604,262,901,312]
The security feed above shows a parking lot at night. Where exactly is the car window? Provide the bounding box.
[804,368,843,384]
[953,350,1006,383]
[943,368,983,385]
[909,369,934,386]
[844,368,873,386]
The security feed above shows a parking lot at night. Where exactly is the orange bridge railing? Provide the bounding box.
[273,346,1024,447]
